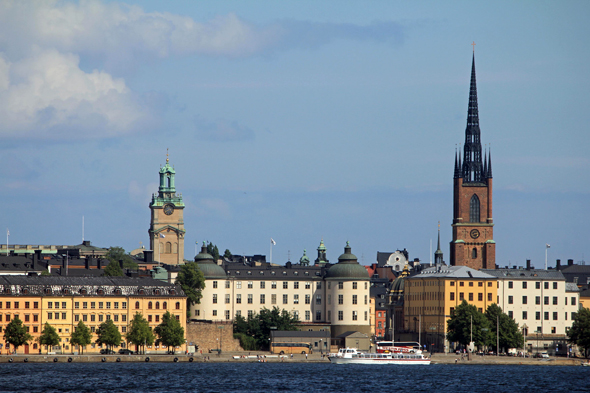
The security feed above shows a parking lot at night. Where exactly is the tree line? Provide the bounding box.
[2,311,185,355]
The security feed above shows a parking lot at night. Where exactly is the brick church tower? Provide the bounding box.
[450,53,495,270]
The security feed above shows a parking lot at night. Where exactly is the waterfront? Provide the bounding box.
[0,362,588,393]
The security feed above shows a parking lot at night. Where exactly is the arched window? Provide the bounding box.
[148,301,153,309]
[155,302,160,310]
[166,242,172,254]
[135,301,140,309]
[470,195,480,223]
[173,242,178,254]
[472,248,477,259]
[163,302,167,310]
[166,174,171,188]
[175,302,180,310]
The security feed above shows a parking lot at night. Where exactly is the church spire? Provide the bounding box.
[434,221,443,265]
[487,147,493,178]
[454,147,460,178]
[461,53,484,183]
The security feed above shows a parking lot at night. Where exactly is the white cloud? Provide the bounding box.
[0,49,150,140]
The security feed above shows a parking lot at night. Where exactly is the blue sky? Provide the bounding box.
[1,0,588,268]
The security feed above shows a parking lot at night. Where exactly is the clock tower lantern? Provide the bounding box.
[149,153,185,265]
[450,53,495,270]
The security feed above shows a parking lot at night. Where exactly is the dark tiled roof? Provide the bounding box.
[271,330,331,339]
[224,264,326,280]
[481,269,565,280]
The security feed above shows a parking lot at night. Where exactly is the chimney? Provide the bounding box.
[97,259,102,269]
[82,240,91,247]
[556,259,561,270]
[33,250,42,270]
[144,250,154,264]
[85,257,90,269]
[526,259,531,270]
[568,259,574,266]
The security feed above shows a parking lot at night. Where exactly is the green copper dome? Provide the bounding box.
[325,242,369,280]
[299,249,310,265]
[194,243,226,279]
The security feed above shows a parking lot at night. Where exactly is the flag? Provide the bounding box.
[160,233,166,238]
[6,230,9,236]
[270,238,276,245]
[546,244,550,248]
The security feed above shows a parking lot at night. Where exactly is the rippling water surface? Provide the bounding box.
[0,362,588,392]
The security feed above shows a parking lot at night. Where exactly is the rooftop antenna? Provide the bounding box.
[82,216,85,243]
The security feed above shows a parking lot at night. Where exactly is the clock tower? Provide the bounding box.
[450,53,495,270]
[149,153,185,265]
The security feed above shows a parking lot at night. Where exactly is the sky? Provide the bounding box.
[1,0,589,269]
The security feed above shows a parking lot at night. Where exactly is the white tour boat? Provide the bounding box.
[328,347,431,365]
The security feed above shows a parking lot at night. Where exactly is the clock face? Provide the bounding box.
[163,204,174,215]
[470,229,480,239]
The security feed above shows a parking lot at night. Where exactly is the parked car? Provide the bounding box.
[100,348,116,355]
[118,349,134,355]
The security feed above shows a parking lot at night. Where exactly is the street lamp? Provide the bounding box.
[522,324,528,358]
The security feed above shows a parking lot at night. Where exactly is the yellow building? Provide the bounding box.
[0,276,186,355]
[404,265,497,353]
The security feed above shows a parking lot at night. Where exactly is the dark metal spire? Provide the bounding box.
[483,148,488,178]
[435,221,443,265]
[454,147,460,178]
[461,53,484,183]
[487,148,493,178]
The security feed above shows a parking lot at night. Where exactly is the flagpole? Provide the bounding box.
[270,240,273,265]
[6,229,9,256]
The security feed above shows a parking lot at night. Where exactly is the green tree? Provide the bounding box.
[96,319,122,351]
[38,322,60,354]
[106,246,138,269]
[447,300,493,348]
[3,316,33,353]
[485,303,524,353]
[104,260,124,277]
[175,262,205,311]
[206,242,220,262]
[154,311,185,354]
[70,321,92,354]
[234,307,299,350]
[126,313,154,355]
[568,307,590,358]
[223,249,232,260]
[40,269,51,276]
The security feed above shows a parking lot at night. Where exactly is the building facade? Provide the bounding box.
[149,154,185,265]
[191,242,371,339]
[450,54,495,270]
[403,265,497,352]
[0,276,186,354]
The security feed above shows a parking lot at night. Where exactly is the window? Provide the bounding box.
[316,311,322,321]
[338,294,343,305]
[283,294,288,304]
[553,297,558,305]
[522,282,527,289]
[522,311,527,320]
[544,297,549,305]
[535,296,540,305]
[282,281,288,289]
[544,312,549,320]
[470,194,480,222]
[271,281,277,289]
[148,302,152,309]
[478,293,483,301]
[544,282,549,290]
[450,282,455,287]
[553,312,558,320]
[478,282,483,287]
[294,282,299,289]
[248,294,253,304]
[62,312,66,319]
[106,302,111,309]
[551,327,556,334]
[469,293,474,301]
[293,311,299,320]
[522,296,527,305]
[176,302,181,310]
[114,315,119,322]
[508,281,513,289]
[469,282,474,287]
[212,310,217,317]
[338,311,343,321]
[82,314,87,322]
[225,294,230,304]
[352,311,358,321]
[365,311,368,321]
[236,294,242,304]
[535,281,541,289]
[260,281,265,289]
[213,281,218,289]
[25,302,30,309]
[47,302,52,309]
[271,294,277,304]
[122,315,127,322]
[365,295,368,305]
[487,293,492,301]
[248,281,253,289]
[24,314,29,322]
[352,295,358,305]
[155,302,159,310]
[450,292,455,301]
[353,282,357,290]
[91,302,96,309]
[508,296,513,304]
[459,292,464,301]
[225,281,230,289]
[34,302,39,309]
[225,310,230,320]
[553,282,557,289]
[572,297,577,306]
[508,311,513,318]
[316,282,322,289]
[99,302,103,309]
[487,282,492,287]
[261,294,266,304]
[316,295,321,305]
[54,302,58,309]
[305,311,311,321]
[91,315,95,322]
[460,282,464,287]
[236,281,242,289]
[338,282,343,290]
[33,314,38,322]
[135,302,140,309]
[450,307,455,315]
[213,294,218,304]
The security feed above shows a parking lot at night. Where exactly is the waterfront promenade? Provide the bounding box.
[0,352,587,366]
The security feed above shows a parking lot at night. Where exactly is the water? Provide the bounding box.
[0,362,587,392]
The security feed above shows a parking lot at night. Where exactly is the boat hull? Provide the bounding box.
[329,357,430,365]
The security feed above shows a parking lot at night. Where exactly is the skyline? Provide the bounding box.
[1,1,588,268]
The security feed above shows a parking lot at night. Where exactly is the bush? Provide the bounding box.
[233,333,257,350]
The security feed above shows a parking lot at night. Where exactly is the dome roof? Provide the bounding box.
[390,265,410,294]
[194,243,226,279]
[325,242,369,280]
[299,249,310,265]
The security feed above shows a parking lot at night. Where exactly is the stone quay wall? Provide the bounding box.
[186,321,242,353]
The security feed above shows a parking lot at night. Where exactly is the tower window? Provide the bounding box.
[166,242,172,254]
[471,248,477,259]
[470,194,480,223]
